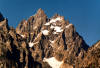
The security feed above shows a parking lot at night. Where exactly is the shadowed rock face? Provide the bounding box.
[0,12,4,22]
[77,41,100,68]
[0,8,99,68]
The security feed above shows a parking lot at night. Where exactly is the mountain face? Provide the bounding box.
[78,41,100,68]
[0,8,99,68]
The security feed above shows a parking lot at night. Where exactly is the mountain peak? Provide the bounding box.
[35,8,47,17]
[0,9,99,68]
[37,8,44,13]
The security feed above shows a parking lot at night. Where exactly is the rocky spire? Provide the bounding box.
[16,8,48,42]
[35,8,47,18]
[0,13,9,32]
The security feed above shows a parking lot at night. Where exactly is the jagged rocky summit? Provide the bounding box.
[0,8,99,68]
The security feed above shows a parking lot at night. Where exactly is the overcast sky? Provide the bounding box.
[0,0,100,46]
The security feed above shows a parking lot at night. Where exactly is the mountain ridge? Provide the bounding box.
[0,8,99,68]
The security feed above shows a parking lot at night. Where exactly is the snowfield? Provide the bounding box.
[43,57,63,68]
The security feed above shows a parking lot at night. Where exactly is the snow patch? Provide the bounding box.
[44,17,63,26]
[49,17,62,23]
[53,32,58,34]
[50,25,55,29]
[42,30,49,35]
[49,40,55,43]
[54,26,63,32]
[21,34,25,38]
[49,40,55,47]
[44,22,50,26]
[28,42,39,47]
[50,25,63,34]
[29,42,34,47]
[43,57,63,68]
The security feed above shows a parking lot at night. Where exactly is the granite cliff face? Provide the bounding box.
[0,9,99,68]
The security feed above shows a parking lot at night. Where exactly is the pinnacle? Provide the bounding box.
[37,8,44,13]
[35,8,47,17]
